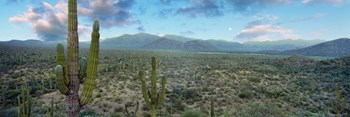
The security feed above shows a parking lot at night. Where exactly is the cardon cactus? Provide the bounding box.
[54,0,100,116]
[138,57,166,117]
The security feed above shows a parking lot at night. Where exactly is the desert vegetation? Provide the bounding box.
[0,46,349,117]
[0,0,349,117]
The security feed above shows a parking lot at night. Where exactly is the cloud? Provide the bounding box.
[79,0,135,28]
[9,1,72,41]
[224,0,292,14]
[9,0,135,41]
[176,0,223,17]
[246,15,278,28]
[302,0,344,5]
[235,16,300,42]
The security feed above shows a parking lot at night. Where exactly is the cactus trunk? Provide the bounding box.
[151,105,156,117]
[65,0,80,116]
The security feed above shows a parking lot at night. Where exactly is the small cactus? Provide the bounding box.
[138,57,166,117]
[331,83,347,117]
[211,98,215,117]
[17,79,32,117]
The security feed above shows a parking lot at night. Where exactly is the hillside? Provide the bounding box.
[101,33,161,49]
[163,34,196,42]
[244,39,325,51]
[206,39,245,51]
[282,38,350,57]
[183,40,219,51]
[143,38,184,50]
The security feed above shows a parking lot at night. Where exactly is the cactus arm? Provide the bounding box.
[55,65,68,94]
[151,57,157,104]
[156,76,166,109]
[56,43,69,85]
[139,71,151,106]
[80,20,100,105]
[342,97,347,112]
[78,57,87,81]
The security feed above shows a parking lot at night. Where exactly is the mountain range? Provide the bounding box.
[1,33,349,57]
[281,38,350,57]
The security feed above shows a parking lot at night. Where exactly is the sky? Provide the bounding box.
[1,0,350,42]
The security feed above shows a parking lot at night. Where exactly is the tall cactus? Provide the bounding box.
[17,79,32,117]
[54,0,100,116]
[138,57,166,117]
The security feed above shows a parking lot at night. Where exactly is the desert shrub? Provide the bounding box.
[235,101,285,117]
[238,89,254,99]
[181,110,204,117]
[173,99,186,111]
[182,89,198,100]
[106,112,123,117]
[0,107,18,117]
[247,76,261,83]
[79,109,100,117]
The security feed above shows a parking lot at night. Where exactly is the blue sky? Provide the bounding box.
[1,0,350,42]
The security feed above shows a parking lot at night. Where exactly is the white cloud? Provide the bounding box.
[9,0,91,41]
[9,0,134,41]
[235,25,300,42]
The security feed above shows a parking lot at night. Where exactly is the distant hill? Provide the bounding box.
[244,39,325,51]
[206,39,245,51]
[281,38,350,57]
[101,33,218,51]
[101,33,161,49]
[143,39,218,51]
[143,38,184,50]
[183,40,218,51]
[0,39,47,47]
[2,33,348,56]
[0,39,90,48]
[163,34,196,42]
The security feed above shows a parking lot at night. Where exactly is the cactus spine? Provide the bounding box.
[17,79,32,117]
[332,83,347,117]
[138,57,166,117]
[54,0,100,116]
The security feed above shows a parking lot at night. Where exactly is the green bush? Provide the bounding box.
[182,110,204,117]
[238,89,254,99]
